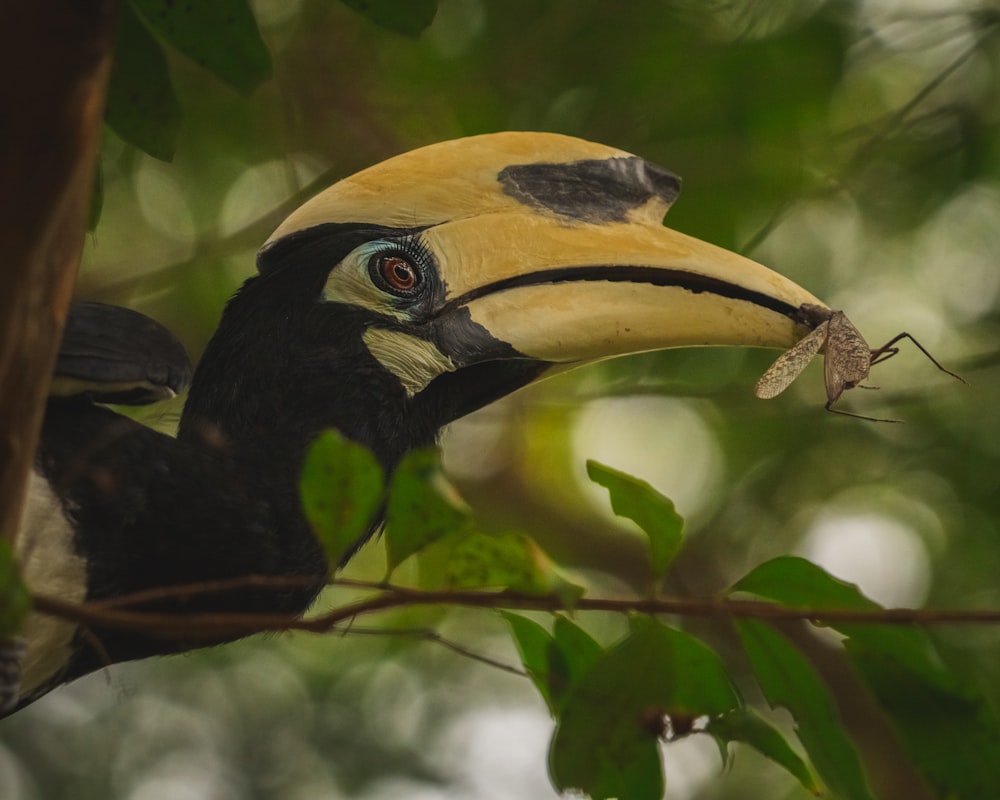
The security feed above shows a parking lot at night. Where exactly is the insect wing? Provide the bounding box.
[754,322,828,399]
[823,312,872,402]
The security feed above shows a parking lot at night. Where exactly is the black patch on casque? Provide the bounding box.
[498,157,681,223]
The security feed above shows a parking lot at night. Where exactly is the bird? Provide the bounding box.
[10,131,823,715]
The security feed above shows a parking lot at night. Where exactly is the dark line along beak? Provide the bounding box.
[425,210,824,368]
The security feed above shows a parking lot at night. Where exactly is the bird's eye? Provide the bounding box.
[370,253,421,296]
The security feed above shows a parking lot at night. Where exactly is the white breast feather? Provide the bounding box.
[15,473,87,695]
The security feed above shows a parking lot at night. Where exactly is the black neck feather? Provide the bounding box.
[38,231,445,681]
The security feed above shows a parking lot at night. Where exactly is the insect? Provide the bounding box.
[754,303,964,423]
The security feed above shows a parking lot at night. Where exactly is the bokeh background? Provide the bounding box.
[4,0,1000,797]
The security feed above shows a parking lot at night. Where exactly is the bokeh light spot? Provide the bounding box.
[572,397,722,521]
[800,512,931,607]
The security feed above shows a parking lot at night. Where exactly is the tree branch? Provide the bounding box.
[28,578,1000,646]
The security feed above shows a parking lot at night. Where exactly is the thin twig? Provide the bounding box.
[847,22,997,169]
[742,17,1000,256]
[341,625,528,677]
[78,626,113,669]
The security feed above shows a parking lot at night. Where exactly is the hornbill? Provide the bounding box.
[11,132,823,715]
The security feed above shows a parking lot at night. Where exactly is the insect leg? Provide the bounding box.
[869,347,899,367]
[823,400,903,424]
[871,333,966,383]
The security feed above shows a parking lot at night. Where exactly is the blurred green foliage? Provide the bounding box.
[0,543,29,639]
[6,0,1000,798]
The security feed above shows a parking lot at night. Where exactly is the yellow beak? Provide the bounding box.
[427,210,820,368]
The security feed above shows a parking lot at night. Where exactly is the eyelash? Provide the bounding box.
[366,237,431,298]
[395,233,432,265]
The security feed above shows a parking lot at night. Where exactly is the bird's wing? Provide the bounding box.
[50,302,193,405]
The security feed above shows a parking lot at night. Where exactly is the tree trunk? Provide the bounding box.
[0,1,119,544]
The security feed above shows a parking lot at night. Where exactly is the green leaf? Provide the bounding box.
[129,0,272,93]
[710,708,821,795]
[734,556,960,692]
[501,613,566,713]
[443,530,534,589]
[0,538,29,715]
[733,555,877,611]
[551,616,603,703]
[386,451,582,597]
[0,541,30,638]
[502,614,603,715]
[299,429,384,568]
[586,460,684,583]
[550,617,740,800]
[384,448,471,574]
[106,2,182,160]
[735,556,1000,796]
[339,0,438,37]
[736,619,874,800]
[443,530,582,601]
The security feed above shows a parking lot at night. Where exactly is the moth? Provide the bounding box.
[754,303,964,423]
